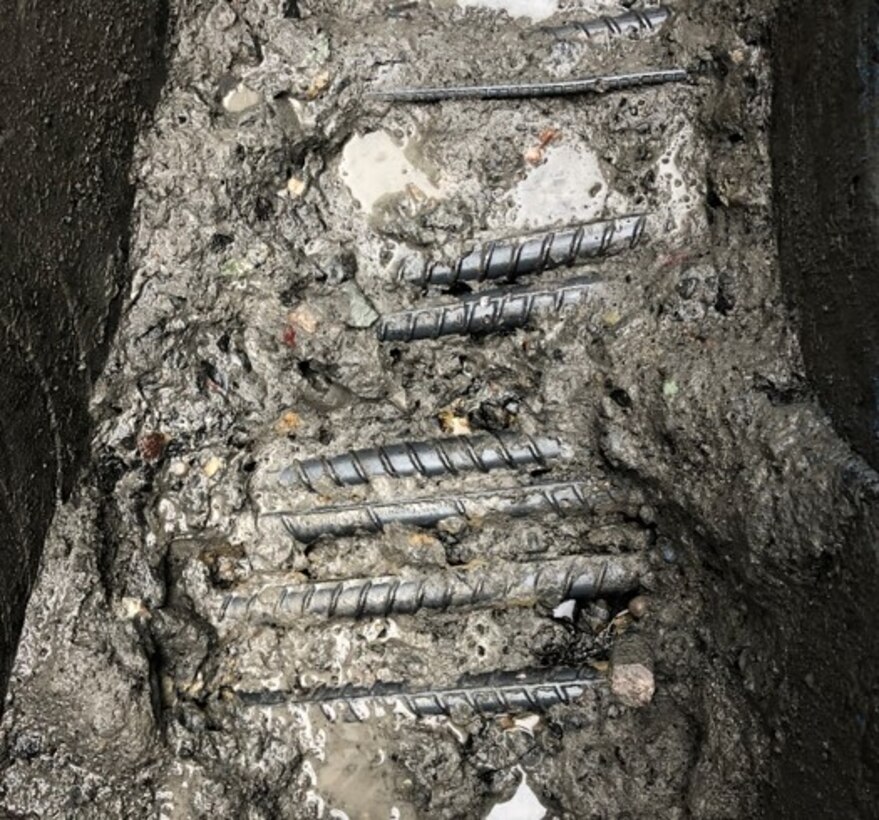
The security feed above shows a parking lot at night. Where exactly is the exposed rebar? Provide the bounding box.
[278,433,565,491]
[269,479,635,543]
[397,215,647,288]
[220,554,647,623]
[369,68,689,104]
[377,277,596,343]
[238,665,603,719]
[540,7,671,41]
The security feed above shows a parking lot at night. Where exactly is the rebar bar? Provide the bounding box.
[278,433,565,491]
[541,7,671,41]
[220,554,647,622]
[369,68,688,104]
[397,215,647,288]
[238,665,603,719]
[269,479,635,543]
[377,277,596,343]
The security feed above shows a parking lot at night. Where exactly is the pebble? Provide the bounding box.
[611,662,655,708]
[138,432,168,462]
[275,411,301,434]
[344,282,379,328]
[628,595,649,620]
[168,460,189,477]
[222,84,261,113]
[203,457,224,478]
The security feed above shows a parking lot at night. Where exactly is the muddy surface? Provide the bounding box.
[2,1,878,818]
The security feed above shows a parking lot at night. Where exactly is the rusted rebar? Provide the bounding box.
[269,479,636,543]
[238,665,603,719]
[278,433,565,491]
[397,215,647,288]
[377,277,597,342]
[370,68,688,104]
[220,554,647,622]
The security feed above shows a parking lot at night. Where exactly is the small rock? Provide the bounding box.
[287,176,306,198]
[611,662,655,708]
[203,456,224,478]
[344,282,379,328]
[305,70,330,99]
[222,84,261,113]
[628,595,649,620]
[611,634,655,708]
[288,305,319,334]
[275,411,302,434]
[168,459,189,477]
[438,408,471,436]
[138,432,168,462]
[207,0,237,30]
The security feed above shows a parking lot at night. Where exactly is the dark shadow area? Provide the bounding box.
[0,0,169,705]
[772,0,879,815]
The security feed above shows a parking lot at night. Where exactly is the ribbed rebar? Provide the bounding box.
[397,215,647,288]
[270,480,635,543]
[220,554,647,623]
[369,68,688,104]
[377,277,596,343]
[238,665,603,719]
[541,7,671,41]
[278,433,565,491]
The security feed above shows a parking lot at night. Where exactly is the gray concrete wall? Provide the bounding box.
[0,0,167,703]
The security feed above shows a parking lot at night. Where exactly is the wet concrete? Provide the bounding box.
[0,0,168,704]
[1,1,878,818]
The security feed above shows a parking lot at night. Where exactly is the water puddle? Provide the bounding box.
[511,142,608,230]
[457,0,559,20]
[340,131,442,214]
[486,769,548,820]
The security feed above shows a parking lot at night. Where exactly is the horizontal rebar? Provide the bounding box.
[397,215,647,288]
[540,7,671,41]
[369,68,689,104]
[278,433,565,491]
[220,554,647,623]
[238,665,603,719]
[270,479,635,543]
[377,277,596,343]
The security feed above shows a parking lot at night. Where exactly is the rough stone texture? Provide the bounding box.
[1,1,878,818]
[0,0,168,702]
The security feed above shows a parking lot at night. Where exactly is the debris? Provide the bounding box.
[281,325,297,349]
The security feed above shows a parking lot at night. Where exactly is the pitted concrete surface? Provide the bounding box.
[1,2,878,818]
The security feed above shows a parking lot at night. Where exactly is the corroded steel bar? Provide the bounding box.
[238,665,603,718]
[220,554,648,622]
[369,68,688,104]
[377,277,596,342]
[270,480,635,543]
[278,433,565,491]
[541,7,671,41]
[397,215,647,288]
